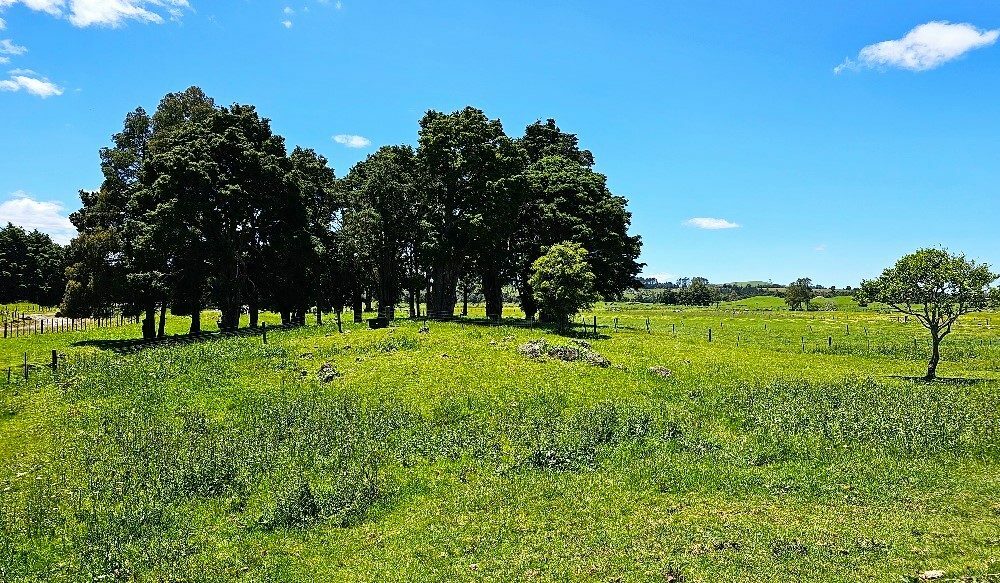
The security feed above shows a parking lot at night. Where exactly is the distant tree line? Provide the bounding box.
[0,224,65,306]
[50,87,642,338]
[631,276,859,307]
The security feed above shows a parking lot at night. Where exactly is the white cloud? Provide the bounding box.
[835,21,999,73]
[814,244,827,252]
[282,5,293,14]
[0,70,62,97]
[684,217,739,230]
[642,272,674,284]
[281,19,291,28]
[333,134,371,148]
[0,191,76,243]
[0,57,7,64]
[0,0,191,28]
[0,38,26,55]
[0,16,5,29]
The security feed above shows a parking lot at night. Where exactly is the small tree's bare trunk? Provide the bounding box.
[926,332,941,381]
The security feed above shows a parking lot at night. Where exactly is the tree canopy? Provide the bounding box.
[59,89,644,337]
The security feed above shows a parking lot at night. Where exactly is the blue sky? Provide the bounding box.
[1,1,999,287]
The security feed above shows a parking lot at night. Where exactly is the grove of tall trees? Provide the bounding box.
[58,87,643,338]
[0,223,65,306]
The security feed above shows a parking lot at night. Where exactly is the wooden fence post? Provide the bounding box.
[23,353,28,380]
[51,350,58,371]
[262,322,268,344]
[708,328,712,342]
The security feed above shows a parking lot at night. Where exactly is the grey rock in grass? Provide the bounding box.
[649,365,673,378]
[317,363,341,383]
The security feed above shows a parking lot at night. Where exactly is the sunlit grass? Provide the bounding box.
[1,301,999,581]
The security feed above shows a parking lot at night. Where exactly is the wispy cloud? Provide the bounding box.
[333,134,371,148]
[0,70,63,97]
[281,19,292,28]
[0,0,191,28]
[0,191,76,243]
[642,272,674,284]
[684,217,740,230]
[835,21,999,73]
[814,244,827,252]
[0,38,26,55]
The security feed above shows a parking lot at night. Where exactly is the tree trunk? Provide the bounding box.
[249,301,259,328]
[428,261,459,319]
[157,303,167,338]
[408,289,416,319]
[142,304,156,340]
[482,268,503,321]
[519,283,538,322]
[352,290,363,323]
[190,305,201,336]
[462,284,469,317]
[280,310,291,326]
[925,333,941,381]
[220,305,241,331]
[316,307,323,325]
[364,294,373,313]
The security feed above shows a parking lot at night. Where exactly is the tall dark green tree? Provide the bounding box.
[63,106,165,337]
[341,145,422,320]
[288,147,339,325]
[417,107,520,319]
[514,121,643,320]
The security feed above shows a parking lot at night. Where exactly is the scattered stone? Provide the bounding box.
[316,363,340,383]
[517,338,610,367]
[488,340,498,346]
[918,571,945,581]
[300,352,313,359]
[649,365,673,379]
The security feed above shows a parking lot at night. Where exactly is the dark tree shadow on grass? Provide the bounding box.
[420,316,612,340]
[71,325,292,354]
[885,375,989,385]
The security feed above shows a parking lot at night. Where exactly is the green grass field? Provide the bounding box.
[2,301,999,581]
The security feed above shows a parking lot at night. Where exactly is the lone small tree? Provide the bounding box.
[529,242,598,329]
[860,248,998,381]
[785,277,813,311]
